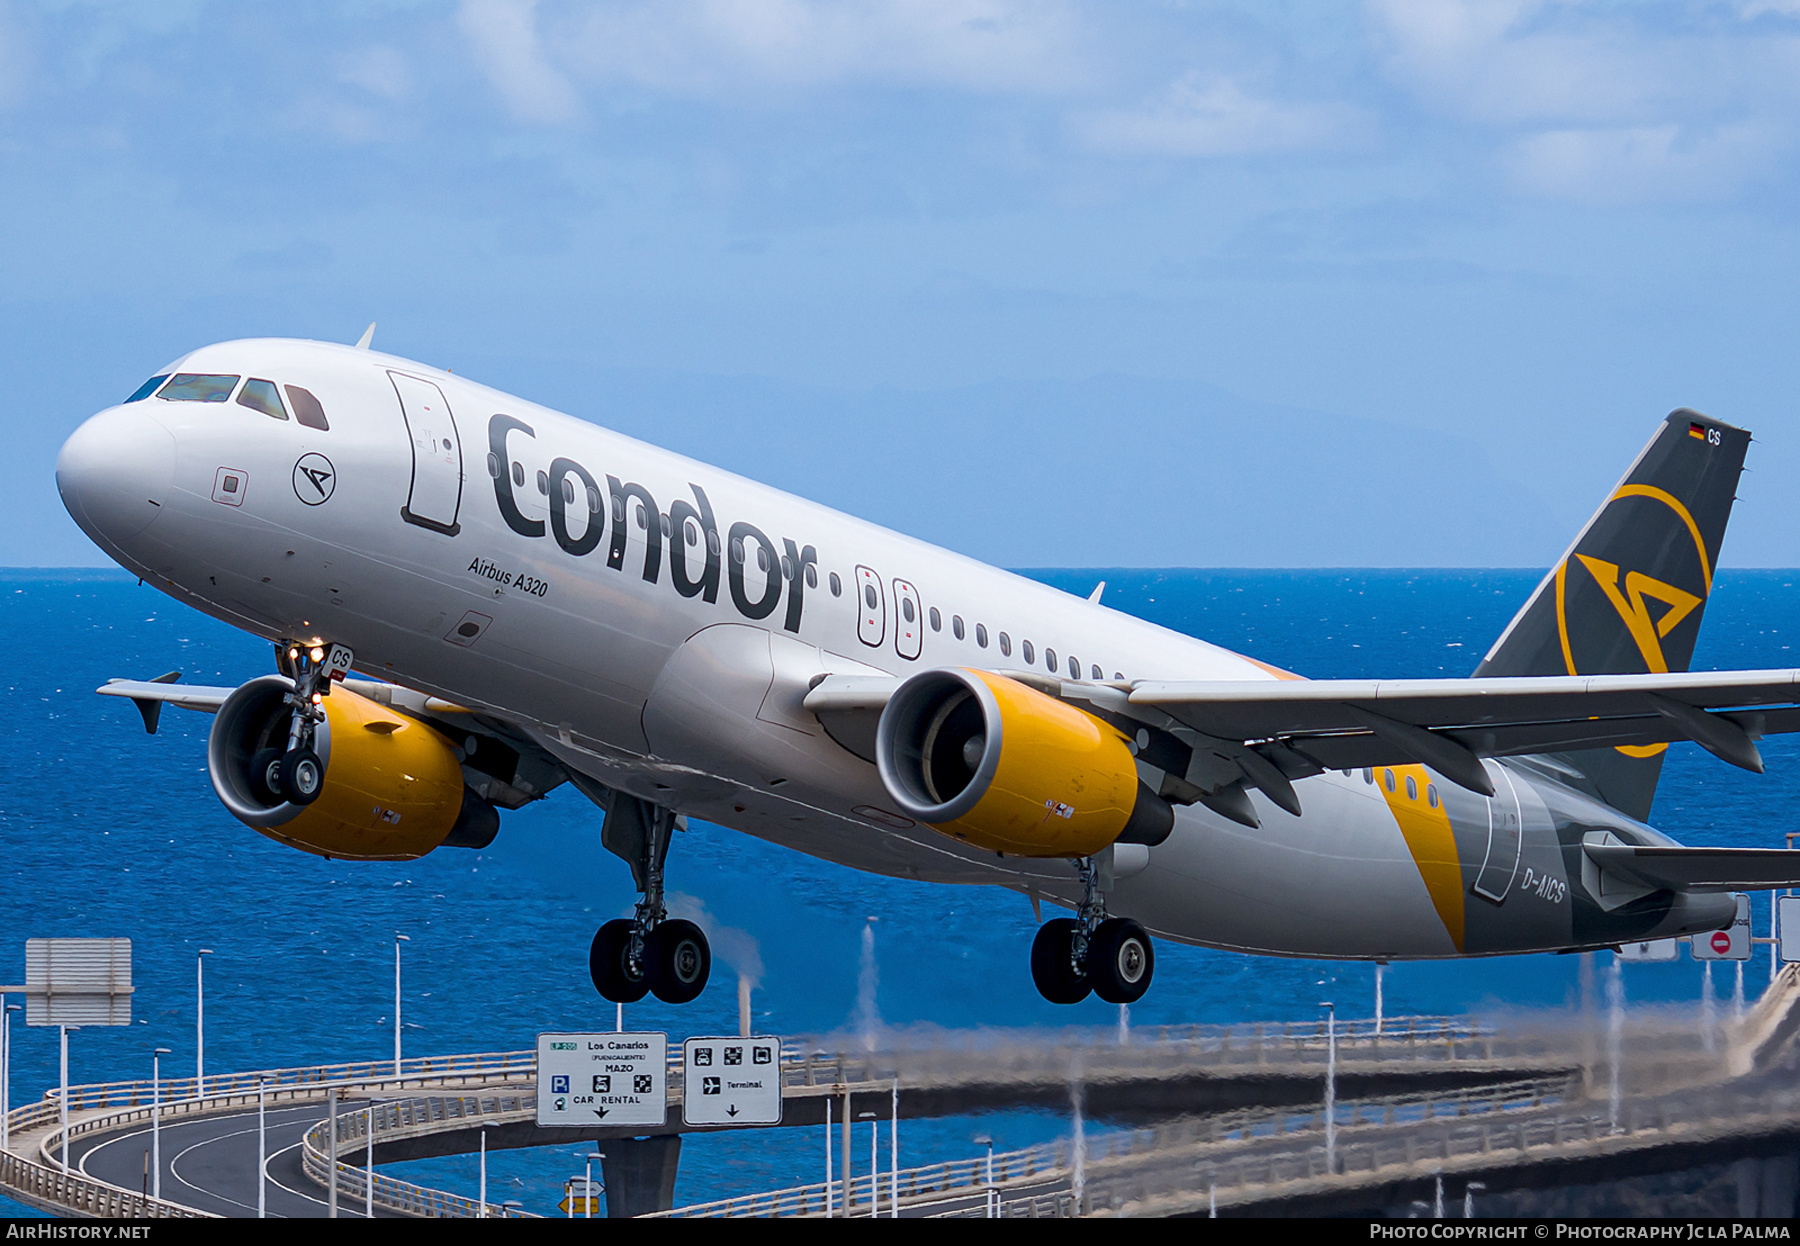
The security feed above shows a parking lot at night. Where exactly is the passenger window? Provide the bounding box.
[1113,671,1124,681]
[1045,646,1056,671]
[1090,664,1102,680]
[975,624,988,648]
[562,477,576,505]
[952,615,965,640]
[1427,784,1439,809]
[829,572,842,597]
[929,607,941,632]
[804,564,817,589]
[284,385,329,430]
[514,462,527,489]
[159,374,240,403]
[1071,656,1081,679]
[1405,775,1418,801]
[589,485,604,513]
[235,378,287,420]
[538,470,550,496]
[487,453,501,479]
[1384,769,1395,793]
[902,598,915,624]
[1000,633,1012,657]
[1021,640,1033,664]
[126,375,170,404]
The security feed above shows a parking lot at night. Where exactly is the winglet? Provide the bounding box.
[354,322,376,350]
[111,670,182,735]
[1088,581,1105,604]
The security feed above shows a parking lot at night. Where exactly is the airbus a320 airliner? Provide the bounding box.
[56,335,1800,1006]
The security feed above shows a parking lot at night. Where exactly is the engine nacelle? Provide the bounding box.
[208,676,498,861]
[876,668,1173,857]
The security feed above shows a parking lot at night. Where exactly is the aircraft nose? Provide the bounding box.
[57,406,177,543]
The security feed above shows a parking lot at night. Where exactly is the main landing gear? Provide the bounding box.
[252,640,342,807]
[589,794,712,1005]
[1030,855,1154,1006]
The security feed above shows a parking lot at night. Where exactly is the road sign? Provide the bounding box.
[560,1176,602,1216]
[10,939,134,1026]
[536,1032,666,1128]
[1619,938,1679,962]
[1692,893,1751,961]
[682,1036,782,1127]
[1780,896,1800,963]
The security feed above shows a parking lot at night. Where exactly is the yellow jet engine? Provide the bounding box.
[876,668,1172,857]
[207,675,497,861]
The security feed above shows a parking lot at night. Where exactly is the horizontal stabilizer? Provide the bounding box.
[1584,843,1800,893]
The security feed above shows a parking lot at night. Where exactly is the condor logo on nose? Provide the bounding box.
[293,453,336,506]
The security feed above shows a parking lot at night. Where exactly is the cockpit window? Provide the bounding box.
[157,374,240,403]
[236,378,288,421]
[284,385,329,431]
[126,375,169,404]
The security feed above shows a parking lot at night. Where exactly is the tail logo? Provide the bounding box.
[1572,555,1701,675]
[1554,483,1713,759]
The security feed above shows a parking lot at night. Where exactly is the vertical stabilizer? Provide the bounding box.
[1474,410,1750,819]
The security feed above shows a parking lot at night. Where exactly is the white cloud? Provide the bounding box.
[549,0,1088,97]
[1507,121,1781,201]
[1075,74,1353,158]
[456,0,580,122]
[336,45,413,102]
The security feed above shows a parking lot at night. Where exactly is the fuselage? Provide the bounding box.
[56,338,1735,960]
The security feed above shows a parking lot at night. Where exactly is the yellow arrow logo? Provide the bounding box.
[1572,555,1702,675]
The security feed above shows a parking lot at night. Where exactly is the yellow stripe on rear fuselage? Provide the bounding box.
[1376,764,1465,952]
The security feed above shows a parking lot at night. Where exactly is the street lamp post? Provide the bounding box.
[1,1001,16,1155]
[478,1126,488,1217]
[394,935,409,1078]
[58,1025,78,1173]
[585,1151,604,1220]
[151,1047,170,1200]
[196,949,213,1099]
[257,1080,267,1218]
[366,1104,375,1219]
[1321,1001,1337,1173]
[1464,1181,1487,1218]
[974,1132,995,1218]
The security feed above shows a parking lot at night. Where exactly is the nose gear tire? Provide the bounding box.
[1089,917,1154,1005]
[1030,918,1091,1005]
[646,919,711,1004]
[589,919,649,1003]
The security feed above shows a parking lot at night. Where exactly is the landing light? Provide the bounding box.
[310,646,325,662]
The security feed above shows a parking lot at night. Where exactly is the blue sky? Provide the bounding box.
[8,1,1800,567]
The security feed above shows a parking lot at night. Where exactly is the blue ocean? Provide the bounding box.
[4,567,1798,1215]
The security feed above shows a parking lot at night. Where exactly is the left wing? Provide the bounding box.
[806,667,1800,827]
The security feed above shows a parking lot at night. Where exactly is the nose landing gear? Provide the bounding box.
[1028,854,1155,1006]
[587,794,713,1005]
[269,639,350,806]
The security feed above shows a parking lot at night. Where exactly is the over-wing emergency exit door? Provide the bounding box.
[391,372,463,536]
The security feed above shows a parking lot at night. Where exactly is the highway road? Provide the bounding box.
[66,1098,400,1218]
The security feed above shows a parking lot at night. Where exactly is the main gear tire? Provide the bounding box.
[1030,918,1091,1005]
[1088,917,1154,1005]
[589,919,650,1003]
[646,919,711,1004]
[279,747,323,805]
[249,747,284,805]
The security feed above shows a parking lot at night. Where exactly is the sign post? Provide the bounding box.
[1693,894,1752,961]
[535,1032,666,1129]
[682,1036,782,1127]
